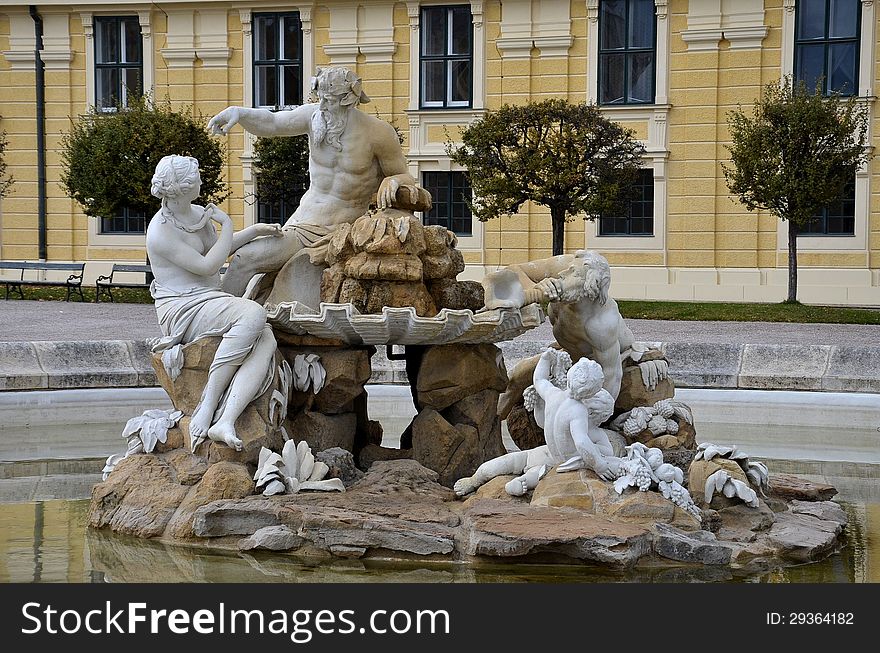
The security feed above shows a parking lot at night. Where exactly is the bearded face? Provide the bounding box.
[310,92,351,151]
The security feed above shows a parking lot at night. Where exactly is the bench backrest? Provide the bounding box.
[112,264,151,274]
[0,261,84,271]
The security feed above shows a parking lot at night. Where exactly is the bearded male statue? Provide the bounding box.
[208,66,429,307]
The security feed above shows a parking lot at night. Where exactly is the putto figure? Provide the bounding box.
[207,66,429,306]
[146,155,282,452]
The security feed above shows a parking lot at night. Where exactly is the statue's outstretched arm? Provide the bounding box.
[208,104,313,138]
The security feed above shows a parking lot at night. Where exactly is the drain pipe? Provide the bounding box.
[29,5,47,261]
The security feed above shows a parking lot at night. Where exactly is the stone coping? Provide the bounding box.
[1,340,879,394]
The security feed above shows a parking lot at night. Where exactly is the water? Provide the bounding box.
[0,386,878,583]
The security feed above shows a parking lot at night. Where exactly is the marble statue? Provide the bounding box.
[146,154,282,452]
[454,348,618,497]
[207,66,430,307]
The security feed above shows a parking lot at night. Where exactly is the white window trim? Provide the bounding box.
[80,10,153,112]
[240,6,314,228]
[412,158,483,252]
[777,0,874,252]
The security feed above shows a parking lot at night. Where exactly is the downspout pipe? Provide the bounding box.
[29,5,47,261]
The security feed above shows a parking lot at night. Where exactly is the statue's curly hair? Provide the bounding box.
[150,155,199,200]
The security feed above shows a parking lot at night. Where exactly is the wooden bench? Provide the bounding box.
[0,261,86,301]
[95,264,152,303]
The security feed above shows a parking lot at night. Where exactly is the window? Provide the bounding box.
[422,171,472,235]
[599,169,654,236]
[101,207,146,234]
[420,6,473,108]
[800,177,856,236]
[795,0,860,96]
[254,12,303,109]
[598,0,656,105]
[94,16,142,111]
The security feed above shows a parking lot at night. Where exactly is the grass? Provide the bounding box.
[5,286,880,324]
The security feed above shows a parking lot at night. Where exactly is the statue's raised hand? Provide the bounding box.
[377,176,400,209]
[208,107,242,135]
[205,203,232,229]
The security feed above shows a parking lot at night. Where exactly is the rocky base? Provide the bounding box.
[88,457,848,571]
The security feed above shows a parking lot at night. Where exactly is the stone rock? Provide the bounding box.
[614,364,675,414]
[357,444,413,470]
[506,402,545,451]
[423,224,454,256]
[194,499,283,537]
[441,388,506,462]
[416,343,508,411]
[165,461,255,539]
[716,501,776,542]
[659,447,696,477]
[688,458,750,507]
[88,455,190,538]
[428,278,484,311]
[337,278,368,309]
[289,411,357,453]
[344,252,423,282]
[238,525,303,552]
[638,419,696,450]
[316,447,365,487]
[306,349,372,414]
[466,475,525,502]
[790,500,847,526]
[365,281,437,317]
[411,408,483,487]
[325,223,354,265]
[356,214,427,257]
[160,448,208,486]
[422,249,465,280]
[531,469,595,511]
[153,424,186,453]
[460,499,653,568]
[769,473,838,501]
[320,263,347,303]
[766,510,844,562]
[653,523,733,565]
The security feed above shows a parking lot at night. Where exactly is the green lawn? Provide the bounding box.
[3,286,154,303]
[5,286,879,324]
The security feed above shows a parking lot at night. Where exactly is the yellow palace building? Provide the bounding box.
[1,0,878,304]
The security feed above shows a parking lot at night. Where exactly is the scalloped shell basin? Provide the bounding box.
[266,302,545,345]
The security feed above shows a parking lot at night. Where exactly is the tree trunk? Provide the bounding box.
[787,219,798,303]
[550,207,565,257]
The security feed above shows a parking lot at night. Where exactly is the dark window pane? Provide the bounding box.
[629,0,654,49]
[599,169,653,236]
[123,18,141,64]
[795,43,825,92]
[600,53,626,104]
[255,15,278,61]
[283,15,300,60]
[96,67,119,108]
[256,66,277,107]
[450,7,471,54]
[450,59,471,103]
[600,0,626,50]
[423,8,446,56]
[283,65,300,106]
[797,0,827,39]
[829,0,859,38]
[422,60,445,104]
[629,52,654,102]
[122,67,141,102]
[96,18,119,63]
[828,42,857,94]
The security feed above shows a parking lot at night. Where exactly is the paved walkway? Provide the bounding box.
[1,299,879,345]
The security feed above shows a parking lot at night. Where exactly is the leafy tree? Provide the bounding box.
[447,98,645,256]
[0,123,12,199]
[723,77,871,303]
[252,134,309,210]
[61,95,228,220]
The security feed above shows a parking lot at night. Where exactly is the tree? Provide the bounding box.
[0,123,12,199]
[723,77,871,303]
[447,99,645,256]
[252,134,309,211]
[61,95,228,221]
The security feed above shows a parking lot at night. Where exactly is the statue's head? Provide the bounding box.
[310,67,371,107]
[566,357,605,401]
[150,155,200,201]
[554,250,612,306]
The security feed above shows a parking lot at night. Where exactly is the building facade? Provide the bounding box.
[0,0,878,304]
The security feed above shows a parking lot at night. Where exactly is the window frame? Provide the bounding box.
[798,177,856,236]
[100,206,147,235]
[252,11,304,110]
[422,170,473,236]
[794,0,861,97]
[419,5,474,110]
[598,168,655,237]
[93,15,143,112]
[598,0,658,106]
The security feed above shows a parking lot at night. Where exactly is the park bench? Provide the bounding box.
[0,261,86,301]
[95,263,152,302]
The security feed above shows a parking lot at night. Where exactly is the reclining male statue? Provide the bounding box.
[208,66,430,307]
[454,348,619,497]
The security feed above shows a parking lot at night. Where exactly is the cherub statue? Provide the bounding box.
[454,349,619,497]
[146,155,283,452]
